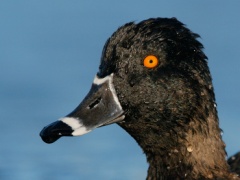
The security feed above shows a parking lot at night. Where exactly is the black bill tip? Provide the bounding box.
[40,121,73,144]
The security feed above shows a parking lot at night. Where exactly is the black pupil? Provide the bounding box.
[149,59,153,63]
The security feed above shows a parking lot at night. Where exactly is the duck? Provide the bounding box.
[40,18,239,179]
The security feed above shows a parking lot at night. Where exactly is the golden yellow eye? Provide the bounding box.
[143,55,159,68]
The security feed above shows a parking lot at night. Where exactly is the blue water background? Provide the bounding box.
[0,1,240,180]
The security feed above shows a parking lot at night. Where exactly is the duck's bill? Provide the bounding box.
[40,73,125,144]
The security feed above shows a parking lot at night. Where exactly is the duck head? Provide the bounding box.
[40,18,237,179]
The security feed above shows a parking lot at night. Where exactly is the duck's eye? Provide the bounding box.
[143,55,159,68]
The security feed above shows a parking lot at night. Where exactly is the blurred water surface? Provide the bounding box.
[0,1,240,180]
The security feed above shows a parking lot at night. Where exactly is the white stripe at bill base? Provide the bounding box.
[93,73,123,111]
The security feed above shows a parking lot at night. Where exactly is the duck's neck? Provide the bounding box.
[145,113,234,179]
[120,111,236,179]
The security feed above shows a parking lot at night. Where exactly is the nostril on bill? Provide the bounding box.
[88,97,102,109]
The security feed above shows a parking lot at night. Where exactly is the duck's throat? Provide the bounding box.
[146,152,193,180]
[119,114,232,179]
